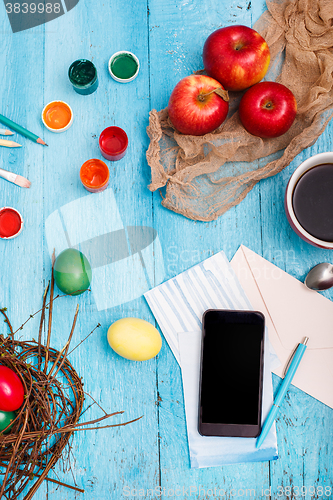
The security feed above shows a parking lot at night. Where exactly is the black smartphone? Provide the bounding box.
[199,309,265,438]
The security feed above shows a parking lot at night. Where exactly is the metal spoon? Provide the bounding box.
[304,263,333,291]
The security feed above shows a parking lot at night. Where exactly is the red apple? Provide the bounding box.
[168,75,229,136]
[239,81,297,138]
[203,25,270,92]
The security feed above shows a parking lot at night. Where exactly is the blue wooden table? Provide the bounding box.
[1,0,333,498]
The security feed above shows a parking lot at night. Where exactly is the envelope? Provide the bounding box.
[230,245,333,409]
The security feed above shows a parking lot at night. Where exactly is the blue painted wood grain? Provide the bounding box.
[0,0,332,498]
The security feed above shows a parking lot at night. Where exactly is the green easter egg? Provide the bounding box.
[54,249,92,296]
[0,410,16,434]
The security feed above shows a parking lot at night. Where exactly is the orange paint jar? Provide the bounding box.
[80,159,110,193]
[42,101,73,133]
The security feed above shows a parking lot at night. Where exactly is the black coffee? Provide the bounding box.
[292,163,333,242]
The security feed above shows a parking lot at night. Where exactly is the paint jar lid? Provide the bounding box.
[108,51,140,83]
[80,159,110,192]
[0,207,24,240]
[42,101,73,133]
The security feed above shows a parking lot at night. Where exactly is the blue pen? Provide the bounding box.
[256,337,309,448]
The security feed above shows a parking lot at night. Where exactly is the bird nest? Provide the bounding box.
[0,273,140,499]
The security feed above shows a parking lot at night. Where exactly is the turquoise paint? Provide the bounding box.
[0,0,332,498]
[110,53,138,80]
[68,59,99,95]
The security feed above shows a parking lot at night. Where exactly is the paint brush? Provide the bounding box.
[0,114,48,146]
[0,167,31,188]
[0,128,14,135]
[0,139,22,148]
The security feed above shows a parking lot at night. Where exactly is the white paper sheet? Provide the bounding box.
[145,251,253,364]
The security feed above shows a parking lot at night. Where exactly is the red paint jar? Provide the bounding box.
[80,159,110,193]
[99,126,128,161]
[0,207,23,239]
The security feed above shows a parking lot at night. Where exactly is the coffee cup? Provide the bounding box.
[285,152,333,249]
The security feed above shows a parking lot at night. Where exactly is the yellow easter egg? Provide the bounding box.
[107,318,162,361]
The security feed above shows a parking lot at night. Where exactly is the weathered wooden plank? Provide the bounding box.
[259,125,333,500]
[0,14,49,500]
[1,0,160,498]
[147,0,282,498]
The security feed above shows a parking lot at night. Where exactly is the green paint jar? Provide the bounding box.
[108,51,140,83]
[68,59,99,95]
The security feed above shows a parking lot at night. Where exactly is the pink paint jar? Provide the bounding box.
[80,159,110,193]
[99,126,128,161]
[0,207,24,239]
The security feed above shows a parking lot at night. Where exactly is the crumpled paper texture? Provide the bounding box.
[146,0,333,221]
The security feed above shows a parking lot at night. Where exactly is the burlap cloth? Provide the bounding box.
[146,0,333,221]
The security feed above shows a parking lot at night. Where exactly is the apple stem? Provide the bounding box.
[198,87,229,102]
[234,43,243,51]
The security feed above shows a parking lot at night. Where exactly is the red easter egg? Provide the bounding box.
[0,365,25,411]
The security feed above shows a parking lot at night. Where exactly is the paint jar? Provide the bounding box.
[0,207,23,239]
[99,126,128,161]
[42,101,73,133]
[80,159,110,193]
[68,59,99,95]
[108,51,140,83]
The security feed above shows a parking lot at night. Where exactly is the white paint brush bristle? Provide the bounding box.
[15,174,31,188]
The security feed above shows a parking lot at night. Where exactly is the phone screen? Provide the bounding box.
[199,309,264,437]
